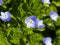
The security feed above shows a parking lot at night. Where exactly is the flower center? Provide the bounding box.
[44,0,49,3]
[29,19,33,24]
[2,15,8,19]
[45,40,51,44]
[52,14,56,18]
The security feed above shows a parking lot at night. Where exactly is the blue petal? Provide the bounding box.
[5,11,11,21]
[38,24,45,28]
[43,37,52,44]
[32,22,37,28]
[41,0,44,3]
[25,16,37,23]
[25,17,30,23]
[0,16,1,18]
[41,0,50,4]
[6,17,11,21]
[0,16,6,21]
[50,11,58,21]
[29,16,37,22]
[0,0,3,6]
[50,11,58,16]
[5,11,11,17]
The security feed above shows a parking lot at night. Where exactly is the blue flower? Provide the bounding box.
[43,37,52,45]
[37,20,45,28]
[0,11,11,21]
[41,0,50,4]
[0,0,3,6]
[50,11,58,21]
[25,16,38,28]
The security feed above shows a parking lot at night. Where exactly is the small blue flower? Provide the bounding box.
[41,0,50,4]
[50,11,58,21]
[0,11,11,21]
[37,20,45,28]
[43,37,52,45]
[25,16,38,28]
[0,0,3,6]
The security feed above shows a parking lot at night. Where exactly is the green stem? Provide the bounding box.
[4,21,6,30]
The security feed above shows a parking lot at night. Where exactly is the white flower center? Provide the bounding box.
[29,19,33,24]
[45,40,51,44]
[44,0,50,4]
[2,14,8,19]
[52,14,56,18]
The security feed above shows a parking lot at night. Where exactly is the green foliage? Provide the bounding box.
[0,0,60,45]
[0,30,10,45]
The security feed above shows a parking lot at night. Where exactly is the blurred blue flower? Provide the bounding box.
[37,20,45,28]
[50,11,58,21]
[25,16,38,28]
[43,37,52,45]
[26,43,29,45]
[0,0,3,6]
[0,11,11,21]
[41,0,50,4]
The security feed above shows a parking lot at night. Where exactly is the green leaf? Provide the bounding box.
[0,30,10,45]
